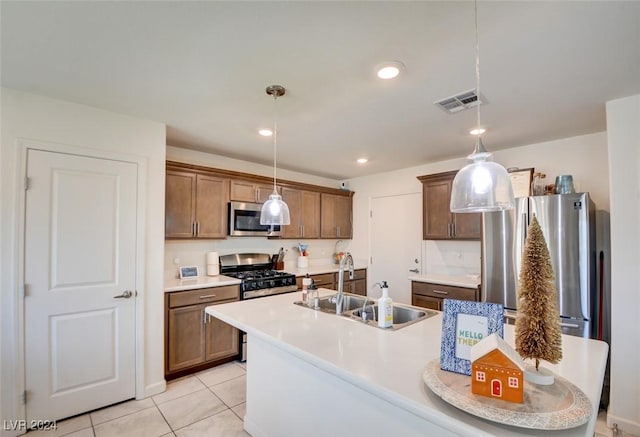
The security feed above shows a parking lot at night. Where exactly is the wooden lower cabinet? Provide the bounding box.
[344,278,367,296]
[165,285,240,379]
[412,294,444,311]
[411,281,479,311]
[167,304,207,371]
[294,269,367,295]
[296,272,335,290]
[339,269,367,296]
[204,313,240,362]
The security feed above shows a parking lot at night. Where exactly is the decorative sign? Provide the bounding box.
[440,299,504,375]
[508,167,534,198]
[179,266,199,279]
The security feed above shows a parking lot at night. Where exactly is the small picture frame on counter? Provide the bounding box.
[179,266,199,279]
[440,299,504,376]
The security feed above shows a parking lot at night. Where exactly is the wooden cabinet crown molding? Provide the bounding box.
[416,169,459,184]
[167,160,354,198]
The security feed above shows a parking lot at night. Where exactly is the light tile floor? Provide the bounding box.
[22,361,249,437]
[21,359,620,436]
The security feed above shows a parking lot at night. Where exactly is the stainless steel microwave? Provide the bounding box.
[228,201,282,237]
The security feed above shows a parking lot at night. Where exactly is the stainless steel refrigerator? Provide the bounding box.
[481,193,596,338]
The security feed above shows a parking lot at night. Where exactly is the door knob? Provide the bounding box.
[114,290,133,299]
[409,269,419,273]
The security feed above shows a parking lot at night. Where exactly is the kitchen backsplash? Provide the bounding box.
[164,239,348,280]
[422,240,481,277]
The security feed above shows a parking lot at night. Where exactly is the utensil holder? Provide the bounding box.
[297,256,309,269]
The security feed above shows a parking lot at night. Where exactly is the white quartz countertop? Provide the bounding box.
[207,290,608,436]
[164,275,241,292]
[409,273,480,288]
[284,262,367,277]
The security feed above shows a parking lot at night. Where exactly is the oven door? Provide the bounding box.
[228,201,281,236]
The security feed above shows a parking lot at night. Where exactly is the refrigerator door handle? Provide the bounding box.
[560,322,581,329]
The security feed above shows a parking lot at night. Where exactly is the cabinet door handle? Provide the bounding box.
[196,221,200,236]
[452,222,456,236]
[202,308,206,324]
[432,290,448,295]
[300,224,303,236]
[192,222,196,237]
[337,226,341,237]
[199,294,216,299]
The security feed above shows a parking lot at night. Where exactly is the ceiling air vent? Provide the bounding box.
[434,89,485,113]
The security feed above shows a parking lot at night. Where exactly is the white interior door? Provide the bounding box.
[370,193,422,304]
[24,149,138,422]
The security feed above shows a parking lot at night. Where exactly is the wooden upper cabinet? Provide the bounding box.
[230,179,277,203]
[422,176,452,239]
[166,170,197,238]
[301,191,321,238]
[321,193,352,239]
[281,187,321,239]
[418,171,481,240]
[195,175,228,238]
[165,168,228,239]
[165,161,355,240]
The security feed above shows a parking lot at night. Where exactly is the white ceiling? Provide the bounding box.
[2,1,639,180]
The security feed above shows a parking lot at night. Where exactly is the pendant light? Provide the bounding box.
[260,85,291,225]
[450,1,515,213]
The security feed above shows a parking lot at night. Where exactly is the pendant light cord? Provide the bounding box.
[475,0,481,132]
[272,93,278,193]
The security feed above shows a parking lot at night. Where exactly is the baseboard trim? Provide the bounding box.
[142,380,167,399]
[607,413,640,436]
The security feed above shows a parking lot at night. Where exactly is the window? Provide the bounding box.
[508,376,519,388]
[476,371,486,382]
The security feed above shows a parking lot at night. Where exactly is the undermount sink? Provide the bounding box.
[294,293,369,313]
[294,292,437,330]
[350,304,437,330]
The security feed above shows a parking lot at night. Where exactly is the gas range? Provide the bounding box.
[220,253,297,300]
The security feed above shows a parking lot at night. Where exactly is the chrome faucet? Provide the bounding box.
[335,252,354,315]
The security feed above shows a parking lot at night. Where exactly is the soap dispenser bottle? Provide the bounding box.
[377,281,393,328]
[302,274,311,304]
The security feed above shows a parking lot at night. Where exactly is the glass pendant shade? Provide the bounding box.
[450,138,515,213]
[260,192,291,225]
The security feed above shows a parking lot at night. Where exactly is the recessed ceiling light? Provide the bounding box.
[470,127,486,136]
[259,129,273,137]
[376,61,404,80]
[357,158,368,164]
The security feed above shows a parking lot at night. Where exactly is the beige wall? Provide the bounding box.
[606,94,640,435]
[0,88,167,433]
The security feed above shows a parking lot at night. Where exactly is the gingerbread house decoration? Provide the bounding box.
[470,333,526,403]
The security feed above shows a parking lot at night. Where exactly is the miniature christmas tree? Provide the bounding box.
[515,216,562,371]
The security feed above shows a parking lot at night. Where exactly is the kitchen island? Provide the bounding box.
[206,290,608,437]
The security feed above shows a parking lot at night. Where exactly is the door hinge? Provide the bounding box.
[21,390,29,404]
[370,256,373,264]
[22,283,28,297]
[370,210,372,218]
[24,176,31,190]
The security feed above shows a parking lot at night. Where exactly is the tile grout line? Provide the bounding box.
[151,391,176,434]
